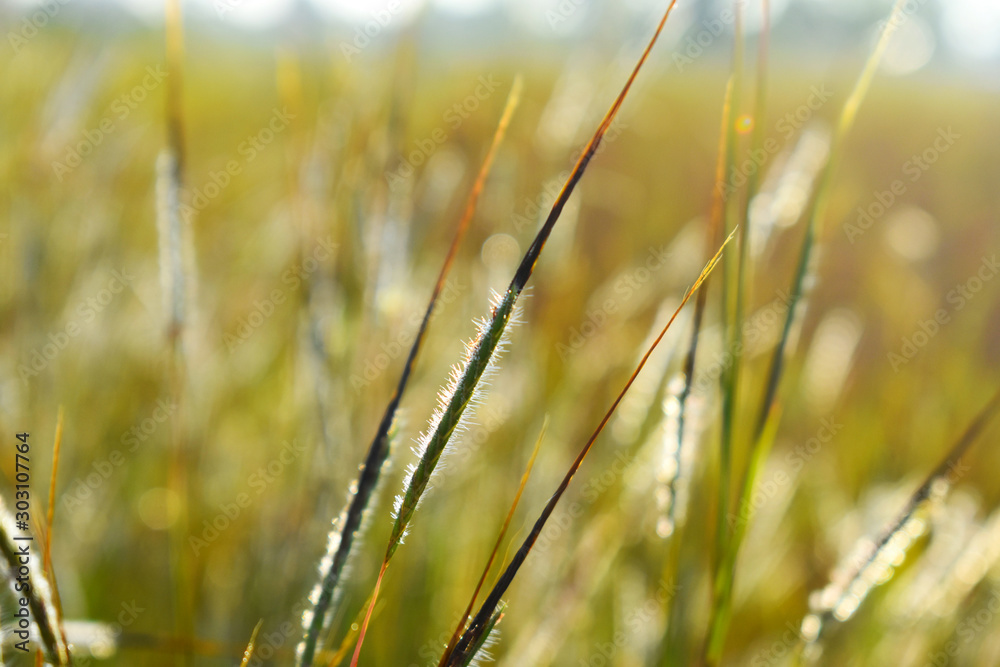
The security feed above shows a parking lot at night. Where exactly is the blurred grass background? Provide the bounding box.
[1,0,1000,664]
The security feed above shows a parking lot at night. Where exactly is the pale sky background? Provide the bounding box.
[7,0,1000,62]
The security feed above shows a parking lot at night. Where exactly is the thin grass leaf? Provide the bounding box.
[239,620,263,667]
[706,2,770,658]
[160,3,197,662]
[438,419,547,667]
[350,6,678,663]
[446,229,735,666]
[713,7,747,605]
[753,0,906,447]
[295,76,523,667]
[659,76,733,667]
[44,406,64,618]
[705,2,906,661]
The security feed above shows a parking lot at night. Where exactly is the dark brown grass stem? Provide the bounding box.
[446,230,735,666]
[438,420,547,667]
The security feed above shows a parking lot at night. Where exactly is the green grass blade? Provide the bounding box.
[295,77,522,667]
[705,1,907,661]
[447,230,734,666]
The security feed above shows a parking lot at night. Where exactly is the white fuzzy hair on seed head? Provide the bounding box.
[392,290,524,536]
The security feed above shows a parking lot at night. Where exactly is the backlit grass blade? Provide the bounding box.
[446,230,734,666]
[295,76,522,667]
[349,5,678,664]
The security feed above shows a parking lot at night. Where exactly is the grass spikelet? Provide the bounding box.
[446,230,734,666]
[389,289,521,548]
[155,150,185,341]
[385,0,678,568]
[797,386,1000,658]
[748,124,831,258]
[657,373,709,539]
[295,75,523,667]
[0,498,70,665]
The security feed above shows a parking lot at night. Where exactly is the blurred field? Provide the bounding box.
[2,2,1000,666]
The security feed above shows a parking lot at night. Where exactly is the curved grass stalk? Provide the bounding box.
[349,6,679,664]
[295,76,523,667]
[438,419,547,667]
[445,230,734,666]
